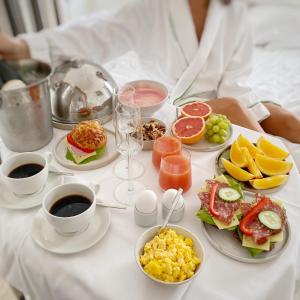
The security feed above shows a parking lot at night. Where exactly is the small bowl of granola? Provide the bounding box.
[141,118,167,150]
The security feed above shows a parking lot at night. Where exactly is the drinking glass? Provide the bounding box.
[159,149,192,193]
[113,85,145,179]
[152,136,182,169]
[114,102,145,205]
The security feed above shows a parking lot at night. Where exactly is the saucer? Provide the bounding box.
[31,206,111,254]
[0,173,62,210]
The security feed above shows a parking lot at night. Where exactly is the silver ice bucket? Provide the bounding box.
[0,59,53,152]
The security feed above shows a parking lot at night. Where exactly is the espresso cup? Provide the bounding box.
[0,152,49,195]
[43,183,96,235]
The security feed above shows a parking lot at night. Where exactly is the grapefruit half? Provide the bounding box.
[172,116,205,144]
[181,102,212,119]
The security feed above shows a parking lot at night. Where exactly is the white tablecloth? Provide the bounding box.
[0,105,300,300]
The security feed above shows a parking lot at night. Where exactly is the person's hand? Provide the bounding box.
[0,33,30,60]
[261,103,300,144]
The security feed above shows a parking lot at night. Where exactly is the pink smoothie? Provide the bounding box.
[121,87,166,107]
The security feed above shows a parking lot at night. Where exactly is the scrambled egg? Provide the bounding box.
[140,228,201,282]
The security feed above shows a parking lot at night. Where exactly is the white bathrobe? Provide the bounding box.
[21,0,270,118]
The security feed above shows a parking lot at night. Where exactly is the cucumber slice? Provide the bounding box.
[258,210,282,230]
[218,188,241,202]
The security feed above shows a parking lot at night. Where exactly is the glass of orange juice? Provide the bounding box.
[159,149,192,192]
[152,136,182,169]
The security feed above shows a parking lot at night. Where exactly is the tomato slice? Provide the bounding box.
[209,182,220,217]
[239,196,271,236]
[67,133,95,153]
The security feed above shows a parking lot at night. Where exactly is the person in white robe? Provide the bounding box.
[0,0,299,143]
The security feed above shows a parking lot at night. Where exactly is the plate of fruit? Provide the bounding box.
[216,135,293,192]
[172,102,232,152]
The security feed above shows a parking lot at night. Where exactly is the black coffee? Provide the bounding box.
[49,195,92,217]
[8,163,44,179]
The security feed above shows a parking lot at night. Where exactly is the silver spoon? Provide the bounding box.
[160,188,183,231]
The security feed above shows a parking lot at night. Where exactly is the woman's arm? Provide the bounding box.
[1,0,149,65]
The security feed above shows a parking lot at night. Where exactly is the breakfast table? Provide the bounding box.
[0,104,299,300]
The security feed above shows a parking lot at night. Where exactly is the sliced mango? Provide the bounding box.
[257,136,289,160]
[255,154,293,176]
[237,134,264,158]
[241,147,263,179]
[221,158,255,182]
[249,175,288,190]
[230,140,247,168]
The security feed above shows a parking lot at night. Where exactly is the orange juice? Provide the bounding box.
[159,151,192,192]
[152,136,181,169]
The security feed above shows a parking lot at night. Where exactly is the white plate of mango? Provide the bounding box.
[216,135,293,191]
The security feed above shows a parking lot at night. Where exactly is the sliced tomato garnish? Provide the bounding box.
[67,133,95,153]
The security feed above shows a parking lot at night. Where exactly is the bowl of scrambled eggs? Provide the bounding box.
[135,225,205,285]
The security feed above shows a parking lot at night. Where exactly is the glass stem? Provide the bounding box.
[126,133,134,192]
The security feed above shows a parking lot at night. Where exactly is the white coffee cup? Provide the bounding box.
[0,152,49,195]
[43,183,96,235]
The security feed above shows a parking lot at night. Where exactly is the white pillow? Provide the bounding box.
[249,4,300,49]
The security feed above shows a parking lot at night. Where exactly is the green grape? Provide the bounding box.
[219,136,226,144]
[212,125,220,133]
[219,121,229,130]
[209,137,215,143]
[206,122,213,129]
[220,129,227,137]
[209,116,218,124]
[212,134,221,143]
[205,113,231,144]
[206,129,214,136]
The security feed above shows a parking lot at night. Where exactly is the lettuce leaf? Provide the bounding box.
[196,208,216,225]
[66,146,106,164]
[224,175,244,198]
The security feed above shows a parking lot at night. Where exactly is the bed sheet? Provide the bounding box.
[249,47,300,115]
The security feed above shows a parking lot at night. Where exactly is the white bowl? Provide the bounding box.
[135,224,205,285]
[141,117,167,151]
[126,80,168,116]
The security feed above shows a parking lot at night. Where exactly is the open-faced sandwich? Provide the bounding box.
[196,175,243,230]
[236,194,287,257]
[196,175,287,258]
[66,120,107,164]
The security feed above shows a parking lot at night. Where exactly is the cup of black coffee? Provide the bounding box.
[43,183,96,235]
[0,152,49,195]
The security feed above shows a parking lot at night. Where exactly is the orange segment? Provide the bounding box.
[221,158,255,182]
[172,117,205,145]
[237,134,263,158]
[241,147,263,178]
[255,154,293,176]
[230,141,247,168]
[249,175,288,190]
[257,136,289,160]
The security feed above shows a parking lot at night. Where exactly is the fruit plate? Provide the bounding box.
[215,146,289,193]
[202,220,290,264]
[181,124,233,152]
[53,128,119,171]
